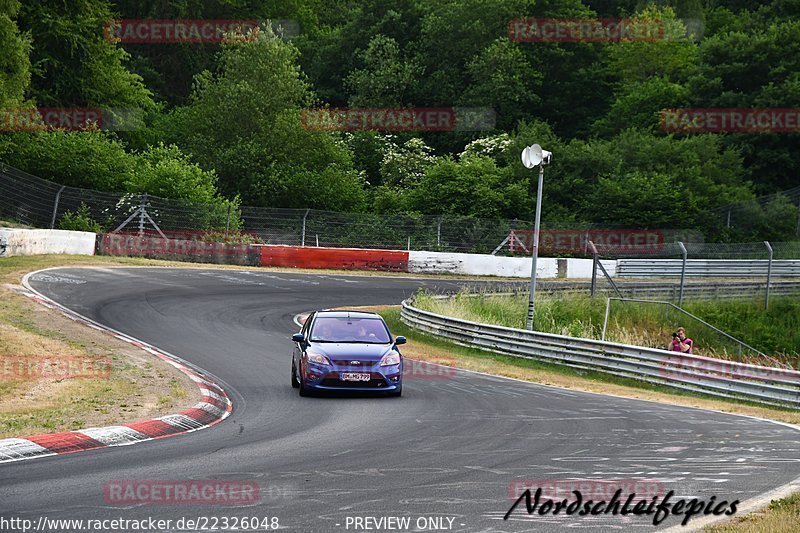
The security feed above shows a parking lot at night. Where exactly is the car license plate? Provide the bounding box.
[341,373,371,381]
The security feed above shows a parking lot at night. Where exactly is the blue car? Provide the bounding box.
[291,310,405,397]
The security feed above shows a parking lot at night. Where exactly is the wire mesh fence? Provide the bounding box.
[2,161,800,258]
[712,185,800,240]
[0,162,673,254]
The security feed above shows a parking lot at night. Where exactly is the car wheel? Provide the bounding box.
[291,361,300,389]
[298,368,311,397]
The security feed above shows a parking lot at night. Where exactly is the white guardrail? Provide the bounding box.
[617,259,800,278]
[400,300,800,409]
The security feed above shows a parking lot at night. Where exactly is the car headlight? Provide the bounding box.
[379,351,401,366]
[306,352,331,365]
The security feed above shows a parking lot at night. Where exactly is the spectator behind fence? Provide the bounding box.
[670,327,694,354]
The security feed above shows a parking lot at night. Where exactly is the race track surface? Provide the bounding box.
[2,267,799,532]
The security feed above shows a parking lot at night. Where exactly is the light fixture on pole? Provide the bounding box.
[521,144,552,330]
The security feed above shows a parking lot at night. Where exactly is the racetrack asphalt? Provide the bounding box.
[2,266,799,532]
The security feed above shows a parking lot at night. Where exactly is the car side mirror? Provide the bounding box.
[395,336,407,345]
[292,333,305,343]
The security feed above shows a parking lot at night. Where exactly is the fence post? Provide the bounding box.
[407,236,411,251]
[301,208,310,247]
[225,203,231,239]
[796,199,800,237]
[589,240,598,298]
[138,193,148,237]
[601,297,612,341]
[726,206,732,229]
[764,240,773,310]
[50,185,66,229]
[677,241,687,307]
[437,216,442,248]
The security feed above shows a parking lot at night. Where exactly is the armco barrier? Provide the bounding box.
[400,299,800,408]
[258,245,408,271]
[618,259,800,278]
[98,233,259,266]
[0,229,95,257]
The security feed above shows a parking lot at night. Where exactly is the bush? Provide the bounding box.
[58,204,104,233]
[200,231,263,245]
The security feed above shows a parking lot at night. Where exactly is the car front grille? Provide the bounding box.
[331,360,376,367]
[320,377,388,388]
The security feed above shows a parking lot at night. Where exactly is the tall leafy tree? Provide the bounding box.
[685,20,800,193]
[164,28,366,210]
[17,0,154,110]
[344,35,422,107]
[0,0,31,108]
[592,6,698,135]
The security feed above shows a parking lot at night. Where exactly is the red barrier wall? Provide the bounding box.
[98,234,260,266]
[259,245,409,272]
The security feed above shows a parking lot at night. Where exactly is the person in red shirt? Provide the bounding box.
[670,327,693,354]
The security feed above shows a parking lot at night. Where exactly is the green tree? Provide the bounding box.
[459,38,542,132]
[344,34,421,107]
[583,170,684,227]
[126,143,218,203]
[593,76,690,135]
[409,154,528,219]
[18,0,154,111]
[0,0,31,108]
[164,29,366,210]
[593,6,697,136]
[298,0,424,105]
[0,131,135,190]
[0,132,224,203]
[686,20,800,193]
[379,137,435,189]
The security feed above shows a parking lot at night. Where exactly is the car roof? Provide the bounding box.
[314,310,382,319]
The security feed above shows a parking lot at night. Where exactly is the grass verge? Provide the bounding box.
[705,492,800,532]
[0,255,203,438]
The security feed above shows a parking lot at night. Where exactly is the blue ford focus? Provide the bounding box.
[291,310,405,397]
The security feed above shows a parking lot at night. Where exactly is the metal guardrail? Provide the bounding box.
[612,280,800,300]
[400,300,800,409]
[450,279,800,301]
[617,259,800,278]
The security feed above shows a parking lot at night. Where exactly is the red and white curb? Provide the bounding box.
[0,269,233,464]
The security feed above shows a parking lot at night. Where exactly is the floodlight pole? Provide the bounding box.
[526,164,545,331]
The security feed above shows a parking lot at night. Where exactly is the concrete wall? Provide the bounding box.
[409,251,559,278]
[408,251,616,279]
[98,233,259,266]
[564,258,617,278]
[0,229,95,258]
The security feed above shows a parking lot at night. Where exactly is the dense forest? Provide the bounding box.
[1,0,798,241]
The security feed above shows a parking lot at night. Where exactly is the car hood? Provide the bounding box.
[307,342,396,361]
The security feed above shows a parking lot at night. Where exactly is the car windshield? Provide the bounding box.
[310,316,392,343]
